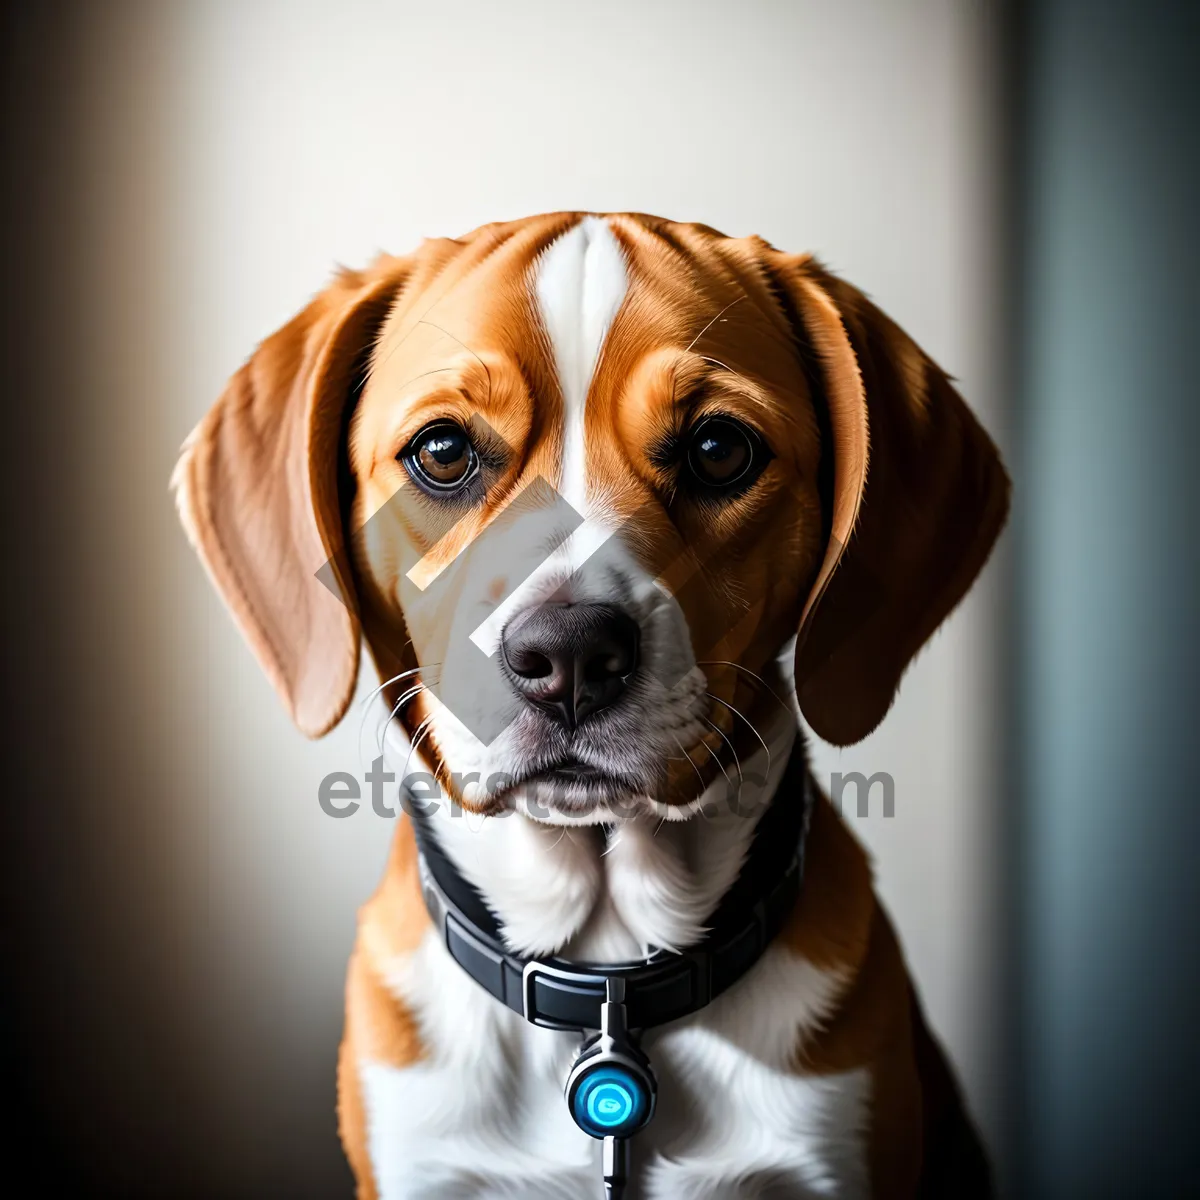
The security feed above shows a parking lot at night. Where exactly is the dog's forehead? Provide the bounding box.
[360,213,800,471]
[374,215,754,364]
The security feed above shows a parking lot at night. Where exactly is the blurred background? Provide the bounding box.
[2,1,1196,1196]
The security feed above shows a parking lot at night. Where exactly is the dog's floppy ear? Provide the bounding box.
[172,257,410,737]
[775,255,1010,746]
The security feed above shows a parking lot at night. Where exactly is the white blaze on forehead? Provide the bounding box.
[466,220,630,658]
[533,216,628,513]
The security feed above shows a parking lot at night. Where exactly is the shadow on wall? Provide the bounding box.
[1009,0,1200,1196]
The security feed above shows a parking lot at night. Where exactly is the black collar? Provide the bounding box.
[411,747,812,1033]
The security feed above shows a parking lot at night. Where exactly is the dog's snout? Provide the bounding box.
[501,603,639,730]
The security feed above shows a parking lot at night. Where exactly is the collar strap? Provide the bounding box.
[411,749,812,1033]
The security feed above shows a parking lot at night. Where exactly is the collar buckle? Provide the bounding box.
[521,959,610,1031]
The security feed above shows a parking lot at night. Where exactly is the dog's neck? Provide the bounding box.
[397,705,800,963]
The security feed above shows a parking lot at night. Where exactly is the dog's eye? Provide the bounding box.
[685,416,761,488]
[401,422,478,492]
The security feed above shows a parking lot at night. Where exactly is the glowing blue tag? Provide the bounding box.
[571,1065,649,1139]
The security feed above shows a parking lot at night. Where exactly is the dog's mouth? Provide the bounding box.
[539,757,609,781]
[487,754,646,818]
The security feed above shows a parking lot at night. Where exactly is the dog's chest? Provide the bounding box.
[360,931,870,1199]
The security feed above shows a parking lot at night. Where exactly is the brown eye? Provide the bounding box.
[403,422,478,492]
[686,416,757,487]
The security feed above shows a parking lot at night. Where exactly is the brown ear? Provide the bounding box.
[172,257,410,737]
[779,256,1010,746]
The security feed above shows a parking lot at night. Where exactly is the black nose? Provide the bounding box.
[500,603,640,730]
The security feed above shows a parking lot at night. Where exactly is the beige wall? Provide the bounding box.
[24,1,1006,1191]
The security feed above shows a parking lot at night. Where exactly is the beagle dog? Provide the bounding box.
[174,213,1008,1198]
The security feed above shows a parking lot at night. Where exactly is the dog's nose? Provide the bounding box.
[501,603,639,730]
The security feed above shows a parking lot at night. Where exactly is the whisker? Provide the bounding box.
[361,665,430,711]
[702,715,743,787]
[378,682,427,756]
[671,734,708,797]
[392,365,459,393]
[706,692,772,777]
[373,677,441,766]
[417,320,493,403]
[698,729,732,790]
[401,715,436,785]
[699,354,741,377]
[372,287,454,375]
[697,660,791,715]
[358,665,440,766]
[684,295,746,355]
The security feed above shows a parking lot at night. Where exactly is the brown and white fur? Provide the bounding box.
[174,212,1008,1198]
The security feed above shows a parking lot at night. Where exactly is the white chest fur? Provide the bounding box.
[362,719,870,1198]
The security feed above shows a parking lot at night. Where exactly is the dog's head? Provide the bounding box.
[174,213,1008,821]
